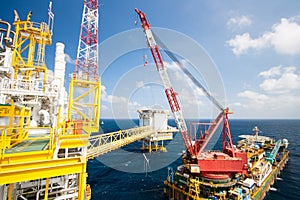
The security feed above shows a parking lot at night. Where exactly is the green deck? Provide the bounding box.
[5,138,49,154]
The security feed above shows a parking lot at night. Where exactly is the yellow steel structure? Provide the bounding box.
[0,11,91,200]
[88,126,154,159]
[0,157,86,184]
[0,100,30,149]
[141,131,174,153]
[68,77,101,134]
[0,7,158,200]
[12,11,51,83]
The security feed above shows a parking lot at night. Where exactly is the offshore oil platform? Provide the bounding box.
[0,1,289,200]
[0,1,173,199]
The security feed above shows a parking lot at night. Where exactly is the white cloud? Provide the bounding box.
[128,101,141,107]
[101,85,142,118]
[227,32,272,55]
[227,16,300,55]
[238,90,269,105]
[136,81,151,89]
[164,61,181,72]
[195,87,206,97]
[259,66,282,78]
[234,91,300,118]
[101,104,109,111]
[271,18,300,55]
[101,85,127,104]
[227,15,252,29]
[101,85,108,99]
[65,53,76,65]
[234,65,300,118]
[259,66,300,94]
[230,102,244,107]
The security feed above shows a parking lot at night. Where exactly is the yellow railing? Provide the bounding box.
[87,126,154,159]
[0,127,55,159]
[17,21,49,32]
[1,124,156,161]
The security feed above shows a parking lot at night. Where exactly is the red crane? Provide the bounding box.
[134,8,195,156]
[135,8,248,176]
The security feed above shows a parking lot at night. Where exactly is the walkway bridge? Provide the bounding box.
[0,126,155,185]
[0,126,155,161]
[87,126,154,159]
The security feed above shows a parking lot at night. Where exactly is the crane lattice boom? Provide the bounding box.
[135,8,248,175]
[135,8,195,155]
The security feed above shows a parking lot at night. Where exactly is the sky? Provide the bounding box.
[1,0,300,119]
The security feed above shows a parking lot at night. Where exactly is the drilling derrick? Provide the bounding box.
[75,0,98,81]
[68,0,101,134]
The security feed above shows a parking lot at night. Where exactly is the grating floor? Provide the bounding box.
[5,139,49,153]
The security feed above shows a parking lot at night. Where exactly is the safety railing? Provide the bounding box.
[87,126,154,159]
[0,77,59,97]
[0,127,55,159]
[17,21,51,35]
[1,124,156,160]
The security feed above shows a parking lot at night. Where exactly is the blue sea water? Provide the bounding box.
[87,119,300,200]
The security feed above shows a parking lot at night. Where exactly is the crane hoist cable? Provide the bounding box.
[152,32,225,112]
[135,8,195,155]
[135,8,235,158]
[152,32,234,156]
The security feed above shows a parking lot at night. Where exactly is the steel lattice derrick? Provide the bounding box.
[75,0,99,81]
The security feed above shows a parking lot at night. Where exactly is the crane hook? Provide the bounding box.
[143,54,148,66]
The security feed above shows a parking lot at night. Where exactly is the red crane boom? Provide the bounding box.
[135,8,195,156]
[135,8,248,175]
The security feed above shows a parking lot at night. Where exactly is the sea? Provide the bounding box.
[87,119,300,200]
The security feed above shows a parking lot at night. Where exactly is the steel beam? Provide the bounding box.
[0,157,86,184]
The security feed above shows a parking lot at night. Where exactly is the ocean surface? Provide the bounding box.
[87,119,300,200]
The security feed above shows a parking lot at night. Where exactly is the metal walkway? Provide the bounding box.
[5,138,49,154]
[87,126,154,159]
[1,126,155,160]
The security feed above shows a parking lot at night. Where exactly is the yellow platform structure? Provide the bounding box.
[0,11,92,200]
[0,7,160,200]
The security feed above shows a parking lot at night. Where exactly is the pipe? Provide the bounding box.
[36,185,64,200]
[0,66,15,80]
[0,28,15,49]
[7,30,15,48]
[0,28,6,50]
[54,192,78,200]
[36,186,77,200]
[0,20,14,48]
[18,195,27,200]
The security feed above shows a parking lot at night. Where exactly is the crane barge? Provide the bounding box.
[135,8,289,200]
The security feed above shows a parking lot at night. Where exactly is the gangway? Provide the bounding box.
[87,126,155,159]
[266,140,282,164]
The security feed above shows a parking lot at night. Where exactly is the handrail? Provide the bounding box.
[1,125,156,160]
[0,127,53,156]
[16,21,51,35]
[0,77,59,96]
[87,126,154,159]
